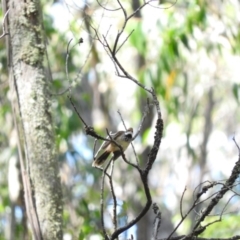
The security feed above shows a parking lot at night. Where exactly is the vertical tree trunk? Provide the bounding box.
[6,0,63,239]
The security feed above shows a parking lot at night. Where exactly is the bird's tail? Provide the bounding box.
[92,151,110,167]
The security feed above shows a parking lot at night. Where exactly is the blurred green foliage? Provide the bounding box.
[1,0,240,239]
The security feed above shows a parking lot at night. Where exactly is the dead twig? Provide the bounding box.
[100,158,113,240]
[180,187,187,219]
[152,203,161,240]
[0,9,9,39]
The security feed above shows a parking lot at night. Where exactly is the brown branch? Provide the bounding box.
[144,117,163,175]
[152,203,161,240]
[96,0,121,11]
[92,1,166,239]
[192,139,240,231]
[166,178,215,240]
[107,161,118,231]
[110,115,163,239]
[115,29,135,54]
[159,236,240,240]
[110,166,151,240]
[100,159,113,240]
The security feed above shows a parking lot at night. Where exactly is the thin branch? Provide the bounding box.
[159,235,240,240]
[112,55,152,93]
[152,203,161,240]
[68,94,88,128]
[127,0,154,21]
[180,187,187,218]
[192,143,240,231]
[0,9,9,39]
[166,178,213,240]
[112,0,127,55]
[233,136,240,153]
[100,159,113,240]
[96,0,121,11]
[132,102,153,140]
[115,29,135,54]
[65,38,73,89]
[107,161,118,231]
[110,166,151,240]
[148,0,177,10]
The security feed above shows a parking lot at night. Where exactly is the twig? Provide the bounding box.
[159,235,240,240]
[96,0,121,11]
[100,159,113,240]
[233,136,240,154]
[110,166,151,240]
[65,38,73,91]
[0,9,9,39]
[180,187,187,218]
[166,179,211,240]
[107,160,118,232]
[68,95,88,128]
[152,203,161,240]
[115,29,135,54]
[148,0,177,9]
[132,102,153,140]
[192,141,240,232]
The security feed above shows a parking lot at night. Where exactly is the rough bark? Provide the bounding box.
[6,0,63,239]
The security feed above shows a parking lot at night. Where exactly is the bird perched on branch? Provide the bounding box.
[92,128,133,167]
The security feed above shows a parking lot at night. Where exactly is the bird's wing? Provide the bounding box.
[94,131,125,159]
[111,131,124,140]
[94,137,110,159]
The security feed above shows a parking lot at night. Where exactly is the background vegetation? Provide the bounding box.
[1,0,240,239]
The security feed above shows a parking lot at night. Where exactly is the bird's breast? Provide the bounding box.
[113,138,131,151]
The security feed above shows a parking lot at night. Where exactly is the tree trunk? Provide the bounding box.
[5,0,63,239]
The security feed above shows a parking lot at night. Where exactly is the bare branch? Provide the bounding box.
[133,102,153,140]
[115,29,135,54]
[0,9,9,39]
[192,142,240,231]
[100,159,113,240]
[148,0,178,10]
[96,0,121,11]
[159,235,240,240]
[90,2,165,239]
[152,203,161,240]
[110,166,151,240]
[107,161,118,231]
[180,187,187,218]
[233,136,240,154]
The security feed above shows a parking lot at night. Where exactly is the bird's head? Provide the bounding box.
[124,128,133,139]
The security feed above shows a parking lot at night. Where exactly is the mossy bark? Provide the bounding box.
[7,0,63,239]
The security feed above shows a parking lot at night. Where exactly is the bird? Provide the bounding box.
[92,128,133,167]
